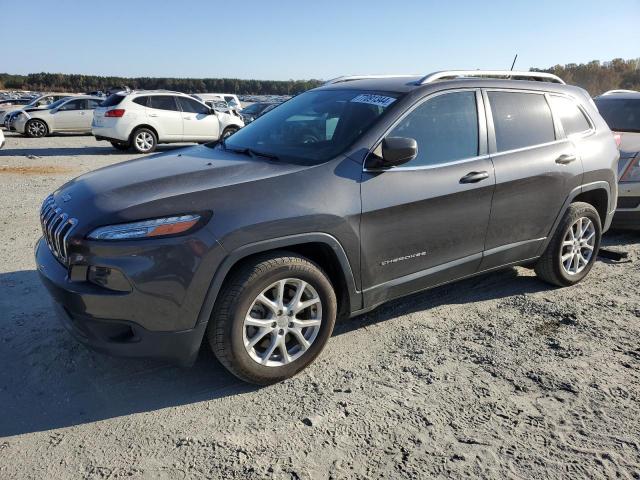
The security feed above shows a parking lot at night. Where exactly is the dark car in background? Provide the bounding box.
[240,101,282,124]
[36,70,618,385]
[594,90,640,229]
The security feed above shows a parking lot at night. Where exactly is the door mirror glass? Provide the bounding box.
[367,137,418,168]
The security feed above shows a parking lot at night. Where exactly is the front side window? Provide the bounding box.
[178,97,209,114]
[549,95,591,135]
[58,99,84,111]
[223,89,398,164]
[148,95,179,111]
[488,91,556,152]
[385,91,479,167]
[594,97,640,133]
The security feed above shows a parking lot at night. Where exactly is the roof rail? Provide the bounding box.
[417,70,565,85]
[324,74,419,85]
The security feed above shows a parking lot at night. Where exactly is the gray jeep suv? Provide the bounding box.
[36,71,619,384]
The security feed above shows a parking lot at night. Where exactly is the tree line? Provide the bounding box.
[533,58,640,95]
[0,73,322,95]
[1,58,638,95]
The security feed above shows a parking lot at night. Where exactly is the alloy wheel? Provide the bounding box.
[243,278,322,367]
[560,216,596,275]
[134,131,154,152]
[28,120,46,137]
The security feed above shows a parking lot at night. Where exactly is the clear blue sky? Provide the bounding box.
[3,0,639,80]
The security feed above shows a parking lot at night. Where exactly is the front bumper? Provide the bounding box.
[35,235,220,365]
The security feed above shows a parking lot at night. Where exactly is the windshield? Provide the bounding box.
[224,89,398,164]
[594,97,640,133]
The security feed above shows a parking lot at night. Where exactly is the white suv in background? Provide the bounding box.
[92,90,244,153]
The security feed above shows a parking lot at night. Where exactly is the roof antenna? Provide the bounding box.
[510,54,518,71]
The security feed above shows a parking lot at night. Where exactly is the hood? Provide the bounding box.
[53,144,309,231]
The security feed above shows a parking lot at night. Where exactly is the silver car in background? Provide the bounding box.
[13,96,103,137]
[594,91,640,228]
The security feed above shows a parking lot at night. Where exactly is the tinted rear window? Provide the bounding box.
[488,92,556,152]
[133,96,149,107]
[594,98,640,133]
[148,95,179,111]
[549,95,591,135]
[101,94,125,107]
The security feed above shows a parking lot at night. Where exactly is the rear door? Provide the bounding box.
[360,89,495,306]
[480,89,583,270]
[177,96,219,141]
[147,95,183,140]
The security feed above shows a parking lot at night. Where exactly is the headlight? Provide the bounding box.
[87,214,201,240]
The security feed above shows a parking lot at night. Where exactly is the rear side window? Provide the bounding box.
[177,97,209,114]
[86,99,102,109]
[488,92,555,152]
[102,94,125,107]
[133,96,149,107]
[387,91,479,167]
[594,98,640,133]
[148,95,179,111]
[549,95,591,135]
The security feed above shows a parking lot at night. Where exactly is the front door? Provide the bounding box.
[54,98,87,130]
[177,96,219,141]
[360,90,495,306]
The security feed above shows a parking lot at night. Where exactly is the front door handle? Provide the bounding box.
[460,171,489,183]
[555,154,577,165]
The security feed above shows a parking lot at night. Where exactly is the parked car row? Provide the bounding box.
[1,90,246,153]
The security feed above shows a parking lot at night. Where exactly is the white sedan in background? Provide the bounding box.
[0,129,4,148]
[13,96,103,137]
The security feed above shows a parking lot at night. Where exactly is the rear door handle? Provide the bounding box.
[149,113,158,117]
[460,171,489,183]
[555,154,577,165]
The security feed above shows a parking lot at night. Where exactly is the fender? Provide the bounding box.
[536,181,612,256]
[195,233,362,327]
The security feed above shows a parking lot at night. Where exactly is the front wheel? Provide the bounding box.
[208,252,337,385]
[130,128,157,153]
[535,202,601,287]
[25,119,48,138]
[221,126,239,140]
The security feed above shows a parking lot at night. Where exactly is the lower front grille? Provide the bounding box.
[40,194,78,264]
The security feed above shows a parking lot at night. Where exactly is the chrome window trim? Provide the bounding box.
[489,139,570,158]
[362,87,485,173]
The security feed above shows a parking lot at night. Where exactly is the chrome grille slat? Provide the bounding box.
[39,195,78,265]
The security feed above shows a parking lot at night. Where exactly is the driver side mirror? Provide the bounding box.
[366,137,418,169]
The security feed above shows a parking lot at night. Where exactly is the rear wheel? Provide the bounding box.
[110,141,130,151]
[131,128,157,153]
[25,119,48,138]
[208,252,337,385]
[535,202,601,286]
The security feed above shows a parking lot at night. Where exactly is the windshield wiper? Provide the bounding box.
[221,142,279,161]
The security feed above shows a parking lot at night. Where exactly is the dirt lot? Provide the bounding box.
[0,132,639,479]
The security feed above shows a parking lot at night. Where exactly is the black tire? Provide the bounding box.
[130,127,157,153]
[535,202,601,287]
[221,126,239,140]
[110,141,130,151]
[208,252,337,385]
[25,119,48,138]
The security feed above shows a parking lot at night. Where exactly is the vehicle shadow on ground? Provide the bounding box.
[0,270,256,437]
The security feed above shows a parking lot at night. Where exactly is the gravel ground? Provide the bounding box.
[0,132,639,479]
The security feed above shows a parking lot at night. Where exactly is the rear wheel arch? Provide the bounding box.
[572,187,609,227]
